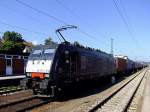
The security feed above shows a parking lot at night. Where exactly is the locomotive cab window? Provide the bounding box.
[33,50,42,54]
[29,49,43,59]
[44,49,55,54]
[42,48,56,59]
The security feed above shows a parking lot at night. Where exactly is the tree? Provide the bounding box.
[44,37,53,45]
[44,37,58,48]
[0,37,2,49]
[1,31,25,52]
[2,31,24,42]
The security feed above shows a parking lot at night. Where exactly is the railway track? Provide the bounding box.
[0,86,22,95]
[0,95,53,112]
[88,68,147,112]
[0,69,147,112]
[30,69,147,112]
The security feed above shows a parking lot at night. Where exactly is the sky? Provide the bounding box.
[0,0,150,61]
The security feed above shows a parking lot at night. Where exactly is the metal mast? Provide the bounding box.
[111,38,114,56]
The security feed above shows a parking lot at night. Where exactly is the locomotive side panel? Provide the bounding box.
[53,44,79,88]
[77,49,115,81]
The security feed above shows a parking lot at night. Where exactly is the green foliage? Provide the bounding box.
[44,37,58,48]
[0,38,2,49]
[2,31,23,42]
[1,41,14,51]
[44,37,53,45]
[1,31,25,52]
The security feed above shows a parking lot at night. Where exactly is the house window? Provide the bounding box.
[0,55,5,58]
[6,55,12,58]
[6,59,12,66]
[13,56,19,59]
[21,56,23,59]
[24,56,28,59]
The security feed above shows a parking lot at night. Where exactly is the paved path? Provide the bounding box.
[141,69,150,112]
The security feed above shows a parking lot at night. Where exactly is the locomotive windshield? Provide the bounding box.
[33,50,42,54]
[28,49,42,60]
[44,49,55,54]
[42,48,55,59]
[28,48,56,60]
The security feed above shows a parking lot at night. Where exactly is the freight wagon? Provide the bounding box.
[115,55,144,74]
[115,56,127,74]
[126,59,134,73]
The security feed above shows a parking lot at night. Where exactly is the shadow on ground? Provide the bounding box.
[55,73,131,101]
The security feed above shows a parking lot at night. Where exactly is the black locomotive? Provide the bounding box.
[20,25,146,97]
[20,42,116,96]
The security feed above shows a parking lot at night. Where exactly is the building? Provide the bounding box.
[0,50,29,76]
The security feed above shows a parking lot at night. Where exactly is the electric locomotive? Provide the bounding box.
[20,42,116,96]
[20,25,116,97]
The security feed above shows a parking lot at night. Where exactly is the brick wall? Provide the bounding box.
[12,59,24,74]
[0,58,6,75]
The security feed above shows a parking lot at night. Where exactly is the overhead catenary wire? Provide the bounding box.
[112,0,141,49]
[54,0,91,26]
[0,20,49,36]
[116,0,140,47]
[54,0,110,46]
[55,0,135,55]
[0,2,53,31]
[16,0,67,25]
[13,0,144,60]
[117,0,130,25]
[16,0,109,48]
[54,0,126,54]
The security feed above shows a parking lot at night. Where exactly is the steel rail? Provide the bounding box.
[89,68,147,112]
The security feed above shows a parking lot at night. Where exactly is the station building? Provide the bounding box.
[0,50,29,76]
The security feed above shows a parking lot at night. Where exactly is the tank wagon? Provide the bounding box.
[20,43,116,96]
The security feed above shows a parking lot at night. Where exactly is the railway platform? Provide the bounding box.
[0,75,25,87]
[141,69,150,112]
[0,75,25,80]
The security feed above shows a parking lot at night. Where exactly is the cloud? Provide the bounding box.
[32,40,38,45]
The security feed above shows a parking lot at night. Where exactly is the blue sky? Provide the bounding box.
[0,0,149,61]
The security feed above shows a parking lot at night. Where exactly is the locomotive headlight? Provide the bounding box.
[45,74,49,78]
[26,73,31,77]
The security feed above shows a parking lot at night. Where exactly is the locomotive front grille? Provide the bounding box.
[31,72,45,79]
